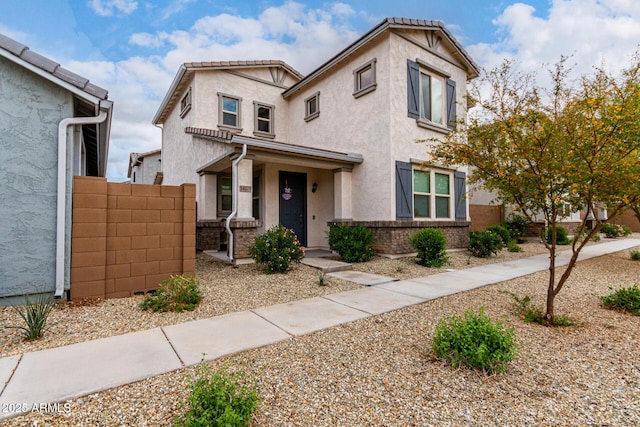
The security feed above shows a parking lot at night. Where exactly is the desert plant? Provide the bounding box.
[468,230,503,258]
[506,240,523,252]
[10,291,56,340]
[501,291,572,326]
[248,225,304,273]
[504,214,531,243]
[140,275,202,312]
[327,224,375,263]
[175,364,259,427]
[485,224,512,247]
[408,228,449,267]
[545,225,571,245]
[431,307,516,374]
[317,271,328,286]
[601,285,640,316]
[630,249,640,260]
[600,223,630,238]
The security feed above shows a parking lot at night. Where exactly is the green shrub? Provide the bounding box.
[504,214,530,243]
[601,285,640,316]
[248,225,304,273]
[485,224,512,246]
[327,224,375,263]
[600,223,629,238]
[468,230,503,258]
[175,364,259,427]
[10,291,56,340]
[408,228,449,267]
[140,275,202,312]
[545,225,571,245]
[630,249,640,260]
[506,240,523,252]
[431,307,516,374]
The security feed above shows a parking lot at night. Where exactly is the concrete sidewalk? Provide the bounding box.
[1,239,638,420]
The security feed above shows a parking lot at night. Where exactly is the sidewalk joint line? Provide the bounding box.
[249,310,294,337]
[0,353,23,398]
[160,327,185,367]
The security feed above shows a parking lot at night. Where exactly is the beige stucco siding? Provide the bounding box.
[286,34,393,221]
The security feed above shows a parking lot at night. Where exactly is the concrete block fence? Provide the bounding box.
[70,176,196,299]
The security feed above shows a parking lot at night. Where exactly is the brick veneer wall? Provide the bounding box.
[328,220,471,254]
[70,176,196,299]
[469,204,504,231]
[608,210,640,232]
[196,219,261,260]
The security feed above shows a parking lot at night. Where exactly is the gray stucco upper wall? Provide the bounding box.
[0,56,74,299]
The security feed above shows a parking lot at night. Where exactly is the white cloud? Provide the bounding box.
[160,0,197,20]
[129,32,169,48]
[88,0,138,17]
[468,0,640,81]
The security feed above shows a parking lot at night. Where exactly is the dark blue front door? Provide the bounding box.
[279,171,307,247]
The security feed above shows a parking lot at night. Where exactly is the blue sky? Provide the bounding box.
[1,0,639,181]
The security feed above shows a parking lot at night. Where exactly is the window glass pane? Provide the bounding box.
[258,119,270,132]
[413,170,430,193]
[307,97,317,115]
[414,195,429,218]
[359,66,373,89]
[221,177,231,192]
[420,73,431,119]
[431,78,443,124]
[223,98,237,113]
[252,198,260,220]
[435,173,449,195]
[222,112,236,126]
[258,106,270,119]
[221,195,232,211]
[436,196,449,218]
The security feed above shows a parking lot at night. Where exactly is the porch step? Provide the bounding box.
[301,257,352,273]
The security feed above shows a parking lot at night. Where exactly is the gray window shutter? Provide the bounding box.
[407,60,420,119]
[396,161,413,220]
[454,171,466,221]
[446,78,456,129]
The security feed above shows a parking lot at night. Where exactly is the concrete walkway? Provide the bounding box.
[1,239,638,420]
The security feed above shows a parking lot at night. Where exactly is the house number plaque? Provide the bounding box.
[239,185,251,193]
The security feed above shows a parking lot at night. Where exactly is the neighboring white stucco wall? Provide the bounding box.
[0,56,74,301]
[131,151,161,184]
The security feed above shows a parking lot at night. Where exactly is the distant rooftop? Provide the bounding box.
[0,32,109,100]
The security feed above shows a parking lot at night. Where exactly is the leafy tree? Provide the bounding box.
[430,56,640,324]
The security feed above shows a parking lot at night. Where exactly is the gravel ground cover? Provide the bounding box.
[4,239,640,426]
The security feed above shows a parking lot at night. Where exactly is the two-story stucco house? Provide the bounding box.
[128,148,163,184]
[0,33,113,303]
[153,18,479,262]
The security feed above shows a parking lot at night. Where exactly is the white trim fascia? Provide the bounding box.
[152,64,187,124]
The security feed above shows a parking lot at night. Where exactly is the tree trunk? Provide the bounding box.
[545,242,556,323]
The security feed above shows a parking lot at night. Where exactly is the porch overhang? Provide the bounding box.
[192,130,363,173]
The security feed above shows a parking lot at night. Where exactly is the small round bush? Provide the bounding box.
[601,285,640,316]
[485,224,511,247]
[408,228,449,267]
[432,307,516,374]
[506,240,523,252]
[545,225,571,245]
[599,223,630,238]
[505,214,530,243]
[140,275,202,312]
[248,225,304,273]
[630,249,640,261]
[468,230,503,258]
[175,365,259,427]
[621,225,633,236]
[328,224,375,263]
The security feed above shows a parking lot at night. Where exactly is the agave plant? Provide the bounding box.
[10,292,56,340]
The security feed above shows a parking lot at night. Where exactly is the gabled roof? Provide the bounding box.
[282,17,480,98]
[0,33,109,101]
[152,60,303,125]
[127,148,162,178]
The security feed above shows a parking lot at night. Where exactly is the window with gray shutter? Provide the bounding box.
[407,60,420,119]
[396,161,413,220]
[446,78,456,129]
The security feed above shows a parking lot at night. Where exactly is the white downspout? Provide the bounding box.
[55,110,108,298]
[225,144,247,263]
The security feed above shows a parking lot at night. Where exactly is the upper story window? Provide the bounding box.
[353,58,377,98]
[304,91,320,122]
[180,87,192,118]
[413,168,452,219]
[253,102,275,139]
[407,59,456,132]
[217,93,242,132]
